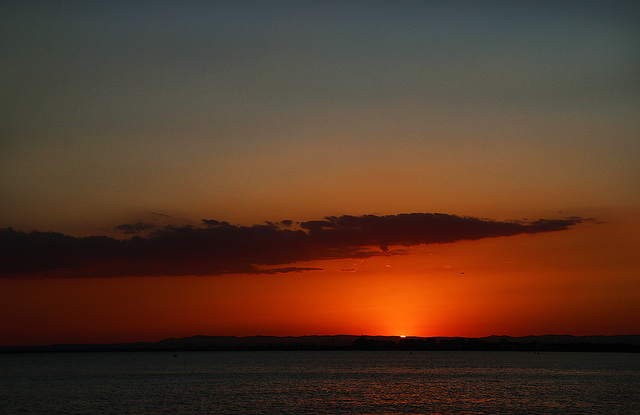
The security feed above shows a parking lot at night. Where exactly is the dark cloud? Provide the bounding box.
[299,214,585,252]
[280,220,294,228]
[201,219,231,227]
[114,222,156,235]
[0,213,587,279]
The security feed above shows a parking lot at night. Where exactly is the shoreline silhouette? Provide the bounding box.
[2,334,639,353]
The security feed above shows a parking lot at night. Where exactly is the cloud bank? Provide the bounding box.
[0,213,585,278]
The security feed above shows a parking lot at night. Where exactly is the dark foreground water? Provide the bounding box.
[1,350,639,414]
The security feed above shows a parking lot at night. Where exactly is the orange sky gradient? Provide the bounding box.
[1,2,639,346]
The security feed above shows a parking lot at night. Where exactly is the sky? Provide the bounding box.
[1,1,639,346]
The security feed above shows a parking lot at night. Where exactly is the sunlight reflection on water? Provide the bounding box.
[1,351,639,414]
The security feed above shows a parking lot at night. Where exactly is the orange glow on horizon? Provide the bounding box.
[0,217,638,346]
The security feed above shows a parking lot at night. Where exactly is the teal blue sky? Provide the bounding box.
[2,1,638,234]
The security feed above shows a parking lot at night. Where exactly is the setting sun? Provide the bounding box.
[0,0,638,349]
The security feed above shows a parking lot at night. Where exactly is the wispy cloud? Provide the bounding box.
[0,213,586,278]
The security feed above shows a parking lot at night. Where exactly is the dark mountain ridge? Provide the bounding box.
[2,334,639,353]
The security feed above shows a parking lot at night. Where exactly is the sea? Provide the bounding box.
[1,350,639,414]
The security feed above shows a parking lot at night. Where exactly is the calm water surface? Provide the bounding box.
[1,351,639,414]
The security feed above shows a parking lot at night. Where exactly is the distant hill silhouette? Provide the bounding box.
[2,334,639,353]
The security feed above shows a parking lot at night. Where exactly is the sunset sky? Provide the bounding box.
[1,1,639,346]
